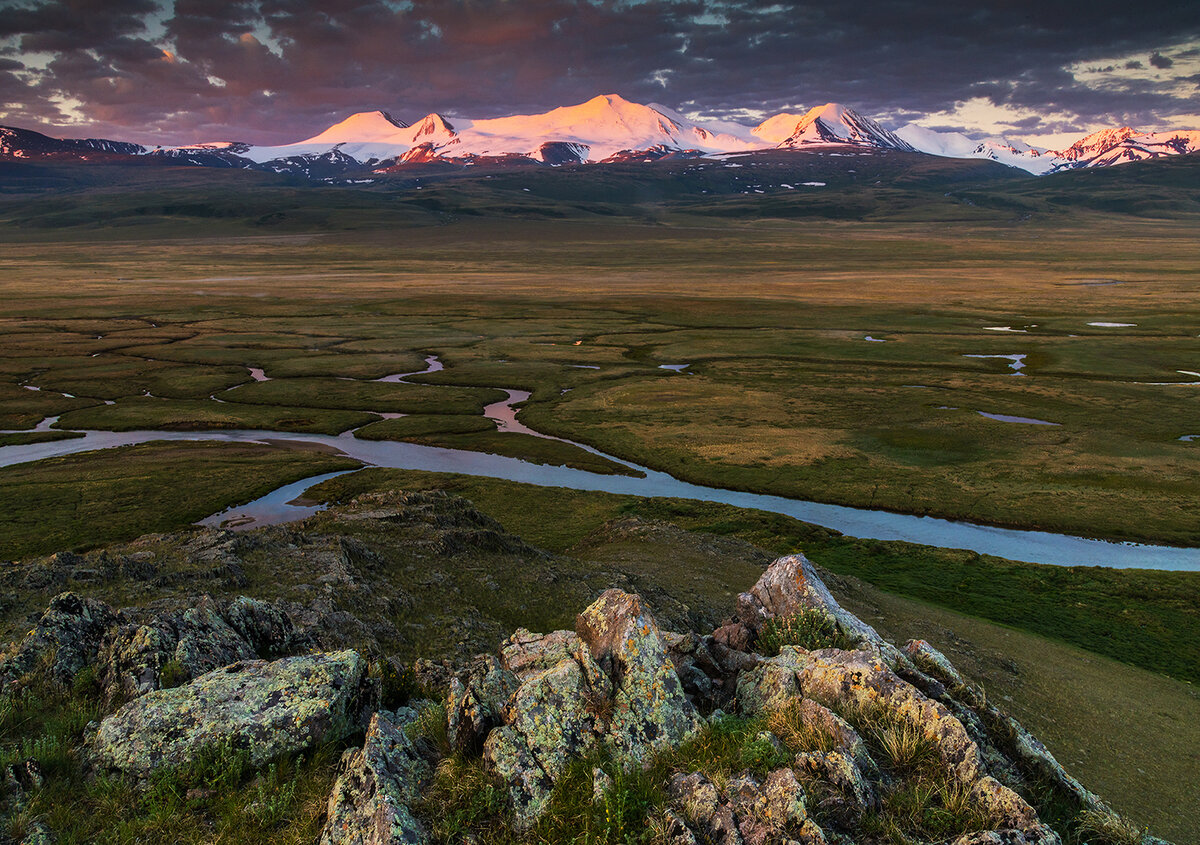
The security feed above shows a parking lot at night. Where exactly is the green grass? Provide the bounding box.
[0,441,359,559]
[216,377,506,415]
[0,670,347,845]
[0,430,85,447]
[52,397,379,435]
[755,608,858,656]
[308,470,1200,685]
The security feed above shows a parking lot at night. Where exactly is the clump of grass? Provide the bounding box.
[406,700,448,754]
[158,659,189,690]
[755,608,856,656]
[871,720,938,775]
[766,700,840,754]
[1076,809,1144,845]
[418,754,516,843]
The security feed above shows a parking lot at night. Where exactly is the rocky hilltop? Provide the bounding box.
[0,523,1166,844]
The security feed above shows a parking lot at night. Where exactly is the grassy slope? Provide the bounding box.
[308,469,1200,687]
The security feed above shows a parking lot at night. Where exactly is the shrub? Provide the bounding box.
[755,608,856,656]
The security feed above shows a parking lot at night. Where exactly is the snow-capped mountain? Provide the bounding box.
[763,104,915,151]
[1052,127,1200,169]
[2,95,1198,178]
[894,124,1056,175]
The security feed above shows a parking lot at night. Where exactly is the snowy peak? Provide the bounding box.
[297,110,411,146]
[408,113,456,143]
[1049,126,1200,170]
[1058,127,1137,162]
[774,103,915,151]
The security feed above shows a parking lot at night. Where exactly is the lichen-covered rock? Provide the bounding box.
[483,643,611,828]
[728,769,813,845]
[172,598,258,678]
[904,638,968,689]
[948,829,1062,845]
[795,648,1041,831]
[223,596,309,658]
[576,589,700,764]
[671,769,822,845]
[793,698,877,777]
[499,628,581,680]
[796,750,878,823]
[92,650,373,776]
[318,710,429,845]
[98,621,179,701]
[735,554,899,662]
[446,655,518,755]
[734,645,808,714]
[662,631,724,708]
[0,592,115,689]
[660,808,699,845]
[670,771,742,845]
[483,726,556,827]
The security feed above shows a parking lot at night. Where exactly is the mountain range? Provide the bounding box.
[2,94,1198,180]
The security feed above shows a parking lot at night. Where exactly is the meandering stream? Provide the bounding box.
[2,358,1198,571]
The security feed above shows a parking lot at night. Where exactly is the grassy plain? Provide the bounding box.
[0,442,359,559]
[1,207,1196,543]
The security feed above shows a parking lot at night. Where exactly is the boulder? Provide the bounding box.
[318,710,429,845]
[92,650,373,776]
[98,621,179,701]
[735,554,900,662]
[576,589,700,764]
[483,646,609,826]
[670,771,742,845]
[499,628,581,680]
[795,750,878,822]
[446,655,519,755]
[223,596,309,657]
[172,598,257,678]
[670,769,825,845]
[0,592,115,689]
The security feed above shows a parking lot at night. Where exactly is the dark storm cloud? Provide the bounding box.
[1,0,1198,143]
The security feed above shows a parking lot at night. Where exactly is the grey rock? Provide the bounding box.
[499,628,581,680]
[318,710,429,845]
[576,589,701,765]
[446,655,518,755]
[92,650,374,776]
[796,750,878,822]
[0,592,115,689]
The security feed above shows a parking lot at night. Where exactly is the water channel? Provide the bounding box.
[2,358,1198,571]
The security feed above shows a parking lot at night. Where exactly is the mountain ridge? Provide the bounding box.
[3,94,1198,179]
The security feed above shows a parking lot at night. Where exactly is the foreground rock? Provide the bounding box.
[92,650,373,776]
[475,589,700,828]
[318,709,430,845]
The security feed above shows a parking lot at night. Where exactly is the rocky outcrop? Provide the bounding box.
[0,592,115,689]
[318,709,430,845]
[734,552,900,661]
[91,650,374,776]
[670,769,825,845]
[465,589,702,828]
[446,654,518,755]
[0,592,334,704]
[0,535,1163,845]
[576,589,701,763]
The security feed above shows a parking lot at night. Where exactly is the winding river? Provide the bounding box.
[2,358,1198,571]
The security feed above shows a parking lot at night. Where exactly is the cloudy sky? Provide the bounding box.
[1,0,1198,147]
